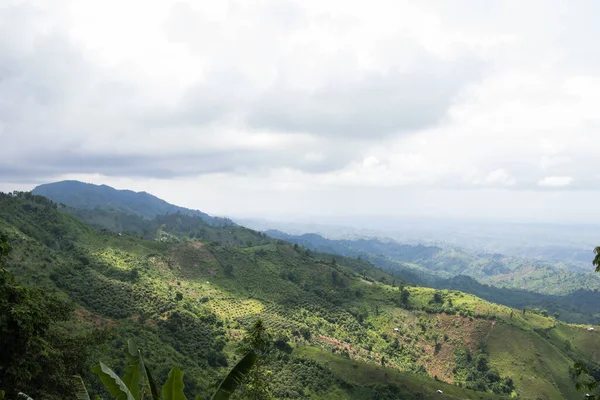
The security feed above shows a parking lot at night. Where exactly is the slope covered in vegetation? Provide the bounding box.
[0,191,598,399]
[267,230,600,324]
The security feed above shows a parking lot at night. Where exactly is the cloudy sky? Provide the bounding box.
[2,0,600,222]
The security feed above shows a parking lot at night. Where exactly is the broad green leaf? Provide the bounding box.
[74,375,92,400]
[125,339,158,400]
[122,340,141,400]
[122,362,141,400]
[144,363,161,400]
[128,340,156,400]
[125,340,140,364]
[162,366,187,400]
[93,362,135,400]
[0,390,5,400]
[211,351,258,400]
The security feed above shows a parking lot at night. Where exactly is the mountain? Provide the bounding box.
[1,191,599,399]
[265,230,600,324]
[32,180,231,226]
[264,230,600,294]
[243,217,600,272]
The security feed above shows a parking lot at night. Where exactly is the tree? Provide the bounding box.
[573,247,600,399]
[237,320,274,400]
[429,291,444,304]
[594,247,600,272]
[299,327,312,341]
[0,233,101,399]
[331,270,339,284]
[398,289,410,307]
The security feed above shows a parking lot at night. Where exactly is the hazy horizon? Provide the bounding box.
[6,179,600,225]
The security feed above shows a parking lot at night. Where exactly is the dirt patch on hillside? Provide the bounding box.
[416,314,495,383]
[228,329,245,341]
[312,315,496,385]
[315,334,383,365]
[436,314,494,351]
[75,307,119,328]
[170,242,220,277]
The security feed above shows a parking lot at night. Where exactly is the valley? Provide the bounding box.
[1,183,599,399]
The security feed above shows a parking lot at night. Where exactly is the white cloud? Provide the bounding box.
[483,169,515,186]
[538,176,574,187]
[3,0,600,220]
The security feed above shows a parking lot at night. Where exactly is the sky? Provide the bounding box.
[2,0,600,222]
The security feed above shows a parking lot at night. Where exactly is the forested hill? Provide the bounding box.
[264,230,600,294]
[32,180,232,226]
[1,191,599,399]
[265,230,443,265]
[266,229,600,324]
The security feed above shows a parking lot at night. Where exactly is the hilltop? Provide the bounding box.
[32,180,232,226]
[0,190,599,399]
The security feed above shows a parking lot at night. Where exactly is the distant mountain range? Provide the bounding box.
[265,229,600,323]
[32,180,231,226]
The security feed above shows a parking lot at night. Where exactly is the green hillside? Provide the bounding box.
[0,191,598,399]
[267,230,600,324]
[264,230,600,295]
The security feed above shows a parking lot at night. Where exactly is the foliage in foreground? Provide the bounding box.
[0,233,102,399]
[570,247,600,399]
[2,338,258,400]
[85,339,257,400]
[81,320,269,400]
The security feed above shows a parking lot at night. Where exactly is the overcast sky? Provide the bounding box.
[2,0,600,222]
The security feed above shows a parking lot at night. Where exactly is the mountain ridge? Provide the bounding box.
[32,180,232,226]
